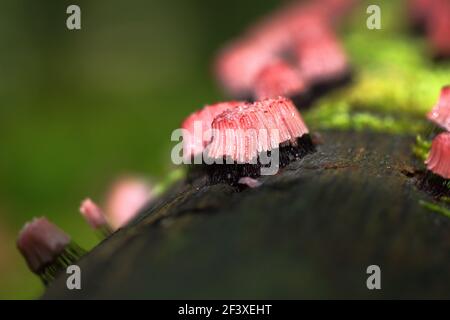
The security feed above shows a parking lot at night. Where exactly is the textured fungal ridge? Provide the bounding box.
[426,132,450,180]
[428,86,450,131]
[207,97,310,161]
[182,101,245,160]
[199,97,315,184]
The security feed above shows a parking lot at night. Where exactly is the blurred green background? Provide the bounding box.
[1,0,450,299]
[0,0,285,299]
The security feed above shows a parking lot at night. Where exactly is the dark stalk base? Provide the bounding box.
[38,243,86,286]
[417,171,450,199]
[291,69,353,110]
[193,134,315,185]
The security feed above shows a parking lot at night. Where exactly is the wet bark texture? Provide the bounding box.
[43,130,450,299]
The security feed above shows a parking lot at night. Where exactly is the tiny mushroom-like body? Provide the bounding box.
[214,0,354,97]
[428,86,450,131]
[80,198,107,230]
[182,101,245,160]
[426,0,450,58]
[426,132,450,179]
[253,59,308,100]
[105,177,153,230]
[207,97,310,163]
[215,40,275,96]
[17,217,85,284]
[17,217,71,274]
[294,31,349,84]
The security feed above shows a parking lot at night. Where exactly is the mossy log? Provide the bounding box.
[43,130,450,299]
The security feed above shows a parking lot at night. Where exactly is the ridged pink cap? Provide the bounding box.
[79,198,106,229]
[207,97,309,162]
[17,217,70,273]
[105,178,153,230]
[181,101,245,159]
[294,31,348,84]
[427,86,450,131]
[425,132,450,179]
[253,59,308,100]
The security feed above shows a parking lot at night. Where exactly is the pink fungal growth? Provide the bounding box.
[408,0,450,58]
[17,217,85,285]
[286,6,333,42]
[17,217,71,274]
[409,0,435,27]
[17,217,85,284]
[238,177,263,188]
[207,97,310,163]
[182,101,245,159]
[425,132,450,179]
[214,0,354,96]
[253,60,308,100]
[245,2,328,54]
[249,0,352,43]
[427,1,450,58]
[80,198,107,230]
[215,40,275,96]
[294,32,349,84]
[245,14,294,55]
[105,177,153,230]
[321,0,357,22]
[427,86,450,131]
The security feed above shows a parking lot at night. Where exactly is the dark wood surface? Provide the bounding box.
[43,130,450,299]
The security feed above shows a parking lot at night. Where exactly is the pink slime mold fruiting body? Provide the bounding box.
[409,0,435,28]
[426,132,450,179]
[17,217,85,284]
[207,97,311,163]
[294,31,349,85]
[253,60,308,100]
[409,0,450,58]
[426,0,450,58]
[180,97,315,184]
[182,101,245,160]
[214,0,354,99]
[80,198,107,230]
[427,86,450,131]
[17,217,70,274]
[105,178,153,230]
[215,40,276,97]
